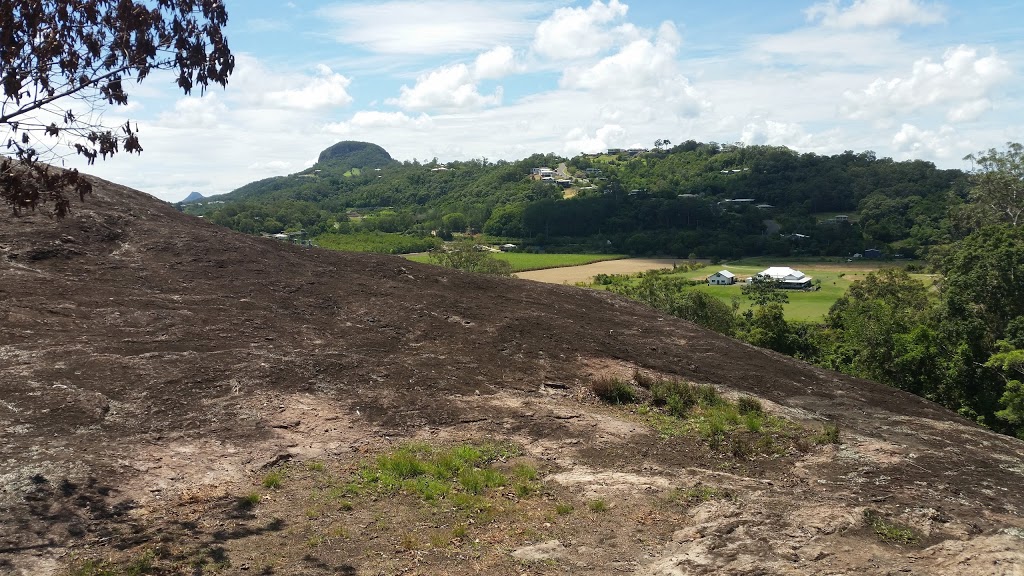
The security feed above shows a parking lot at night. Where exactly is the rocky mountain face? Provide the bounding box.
[180,191,205,203]
[1,175,1022,575]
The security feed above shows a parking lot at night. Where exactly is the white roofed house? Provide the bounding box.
[754,266,813,289]
[708,270,736,285]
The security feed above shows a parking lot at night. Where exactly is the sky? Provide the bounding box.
[56,0,1024,201]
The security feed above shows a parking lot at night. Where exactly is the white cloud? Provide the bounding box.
[842,45,1011,122]
[532,0,629,60]
[891,123,957,158]
[563,124,628,154]
[263,64,353,110]
[805,0,946,28]
[474,46,521,79]
[562,22,707,118]
[158,93,229,128]
[390,63,503,112]
[319,1,542,55]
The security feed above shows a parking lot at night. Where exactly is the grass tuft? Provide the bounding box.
[592,377,637,404]
[864,510,917,544]
[588,498,609,512]
[262,470,284,489]
[237,492,261,509]
[814,422,841,445]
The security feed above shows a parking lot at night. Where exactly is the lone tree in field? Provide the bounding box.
[1,0,235,217]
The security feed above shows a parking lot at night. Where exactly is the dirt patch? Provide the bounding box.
[515,257,687,284]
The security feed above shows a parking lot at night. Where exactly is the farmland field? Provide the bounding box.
[676,259,934,321]
[406,252,626,273]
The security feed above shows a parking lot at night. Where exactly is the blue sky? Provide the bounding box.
[61,0,1024,201]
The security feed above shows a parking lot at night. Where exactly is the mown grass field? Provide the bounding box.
[406,252,626,273]
[676,259,934,322]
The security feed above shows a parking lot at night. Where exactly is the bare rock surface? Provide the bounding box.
[1,175,1022,575]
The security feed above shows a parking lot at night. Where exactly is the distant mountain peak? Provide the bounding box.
[181,191,205,204]
[317,141,395,168]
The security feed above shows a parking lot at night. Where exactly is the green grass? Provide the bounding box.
[669,259,934,322]
[313,231,441,254]
[588,498,609,512]
[406,251,625,272]
[813,422,841,445]
[352,442,520,505]
[864,510,917,544]
[262,470,284,489]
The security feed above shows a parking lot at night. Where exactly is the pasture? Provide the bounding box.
[677,259,934,322]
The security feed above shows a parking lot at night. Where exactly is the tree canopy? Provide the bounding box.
[1,0,234,217]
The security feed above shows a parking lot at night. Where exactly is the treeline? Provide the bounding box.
[185,141,967,258]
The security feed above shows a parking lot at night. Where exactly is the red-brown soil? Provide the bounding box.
[1,176,1022,575]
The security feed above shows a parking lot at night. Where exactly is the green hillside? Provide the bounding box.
[184,141,968,259]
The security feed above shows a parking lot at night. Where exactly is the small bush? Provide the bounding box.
[555,503,574,515]
[588,498,609,512]
[592,377,637,404]
[743,412,763,433]
[262,471,284,489]
[864,510,917,544]
[814,422,841,445]
[736,396,763,415]
[695,384,724,407]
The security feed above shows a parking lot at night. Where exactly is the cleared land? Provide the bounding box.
[516,257,686,283]
[680,261,934,321]
[407,252,627,273]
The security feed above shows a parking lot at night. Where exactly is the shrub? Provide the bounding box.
[651,380,696,411]
[588,498,609,512]
[743,412,763,433]
[736,396,763,415]
[592,377,637,404]
[695,384,725,407]
[555,503,574,515]
[814,422,841,445]
[262,471,284,489]
[864,510,917,544]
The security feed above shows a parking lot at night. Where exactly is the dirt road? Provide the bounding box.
[515,257,686,284]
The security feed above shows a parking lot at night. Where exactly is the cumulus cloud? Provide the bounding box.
[842,45,1011,122]
[319,1,541,55]
[563,124,628,155]
[390,63,503,112]
[891,123,957,158]
[806,0,946,28]
[158,93,229,128]
[263,64,354,110]
[474,46,521,79]
[532,0,629,60]
[561,22,707,118]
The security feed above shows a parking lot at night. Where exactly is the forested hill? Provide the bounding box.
[186,140,969,258]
